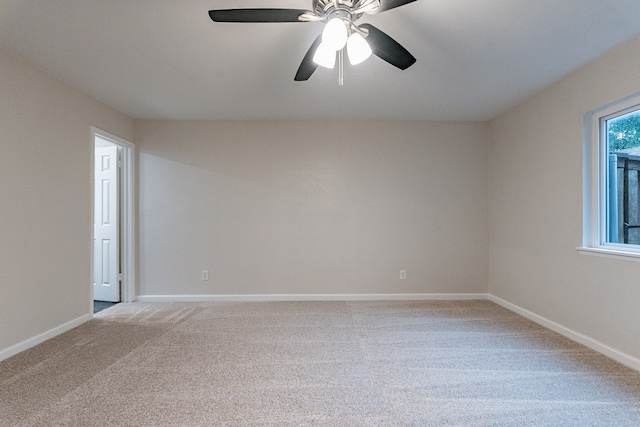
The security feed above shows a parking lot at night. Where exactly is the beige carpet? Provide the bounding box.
[1,300,639,426]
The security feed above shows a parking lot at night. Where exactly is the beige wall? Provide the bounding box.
[0,47,134,355]
[135,120,488,297]
[4,27,640,365]
[488,36,640,360]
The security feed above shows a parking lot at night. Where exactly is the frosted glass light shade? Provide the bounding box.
[313,42,336,68]
[322,18,348,51]
[347,33,372,65]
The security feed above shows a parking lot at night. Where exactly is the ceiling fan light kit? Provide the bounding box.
[347,32,372,65]
[313,42,337,69]
[321,16,349,52]
[209,0,417,85]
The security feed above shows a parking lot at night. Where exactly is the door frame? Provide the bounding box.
[90,127,135,310]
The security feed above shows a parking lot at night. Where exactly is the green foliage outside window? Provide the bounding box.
[608,111,640,152]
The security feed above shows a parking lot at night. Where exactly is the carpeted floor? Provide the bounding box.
[1,300,639,426]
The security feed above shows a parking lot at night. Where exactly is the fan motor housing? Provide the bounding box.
[313,0,371,21]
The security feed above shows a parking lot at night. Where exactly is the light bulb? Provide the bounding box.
[313,41,336,68]
[322,18,348,51]
[347,33,372,65]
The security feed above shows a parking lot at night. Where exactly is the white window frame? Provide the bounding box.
[579,92,640,261]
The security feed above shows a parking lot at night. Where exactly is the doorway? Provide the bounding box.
[92,128,134,313]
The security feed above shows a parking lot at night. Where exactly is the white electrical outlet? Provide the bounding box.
[202,270,209,281]
[400,270,407,280]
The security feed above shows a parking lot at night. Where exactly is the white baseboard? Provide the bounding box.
[488,294,640,372]
[137,293,489,303]
[0,314,91,363]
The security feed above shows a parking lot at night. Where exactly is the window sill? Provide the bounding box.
[576,246,640,262]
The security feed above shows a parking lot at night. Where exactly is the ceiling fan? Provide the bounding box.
[208,0,417,83]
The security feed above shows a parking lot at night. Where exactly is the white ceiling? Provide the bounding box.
[2,0,640,121]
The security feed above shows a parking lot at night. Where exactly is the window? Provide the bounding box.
[582,93,640,260]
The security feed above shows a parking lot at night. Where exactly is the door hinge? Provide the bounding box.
[118,273,123,281]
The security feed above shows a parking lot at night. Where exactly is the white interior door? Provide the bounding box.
[94,145,120,302]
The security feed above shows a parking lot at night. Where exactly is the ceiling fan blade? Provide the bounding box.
[359,23,416,70]
[294,35,323,81]
[377,0,419,13]
[209,9,311,23]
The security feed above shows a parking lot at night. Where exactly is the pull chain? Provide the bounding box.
[338,48,344,88]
